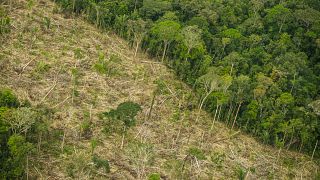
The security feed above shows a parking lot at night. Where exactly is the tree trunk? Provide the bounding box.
[231,102,242,130]
[134,40,140,58]
[161,42,168,62]
[217,105,222,121]
[196,90,212,122]
[199,91,211,110]
[185,48,191,61]
[96,6,99,27]
[299,140,303,153]
[134,0,138,11]
[147,93,156,121]
[244,118,250,131]
[73,0,76,13]
[279,17,286,34]
[226,104,233,125]
[276,147,282,163]
[311,140,318,161]
[121,127,126,149]
[287,130,294,150]
[229,63,234,76]
[210,104,219,130]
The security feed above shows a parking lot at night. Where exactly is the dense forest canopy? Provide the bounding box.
[53,0,320,157]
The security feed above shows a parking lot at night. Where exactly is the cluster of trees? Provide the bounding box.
[0,89,52,178]
[56,0,319,157]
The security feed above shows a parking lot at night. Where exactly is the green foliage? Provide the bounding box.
[34,61,51,74]
[222,28,242,39]
[151,20,181,44]
[148,173,161,180]
[315,172,320,180]
[101,101,141,134]
[0,89,19,108]
[104,101,141,127]
[235,166,247,180]
[93,53,120,76]
[0,7,11,36]
[90,138,98,154]
[0,107,9,134]
[74,48,85,59]
[5,107,37,134]
[170,108,181,122]
[43,17,51,30]
[181,25,204,55]
[55,0,320,157]
[80,119,91,138]
[27,0,35,10]
[277,93,294,106]
[0,89,55,178]
[128,18,147,43]
[92,154,110,173]
[71,67,81,100]
[211,152,225,168]
[140,0,172,20]
[7,135,33,178]
[154,79,170,95]
[187,147,206,160]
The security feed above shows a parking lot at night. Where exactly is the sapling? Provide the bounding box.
[90,138,98,155]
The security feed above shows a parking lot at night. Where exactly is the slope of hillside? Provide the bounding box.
[0,0,319,179]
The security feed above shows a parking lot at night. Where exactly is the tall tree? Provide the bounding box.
[128,18,147,57]
[181,25,204,61]
[265,4,291,34]
[151,20,181,62]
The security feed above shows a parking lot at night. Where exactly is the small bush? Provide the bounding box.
[211,152,225,168]
[104,101,141,127]
[7,134,34,178]
[187,147,206,160]
[235,166,247,180]
[92,154,110,173]
[74,48,85,59]
[170,108,181,122]
[93,53,120,76]
[0,89,20,108]
[148,173,161,180]
[5,107,37,134]
[154,79,170,95]
[101,101,141,135]
[34,61,51,74]
[90,138,98,154]
[43,17,51,30]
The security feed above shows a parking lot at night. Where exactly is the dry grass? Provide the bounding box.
[0,0,319,179]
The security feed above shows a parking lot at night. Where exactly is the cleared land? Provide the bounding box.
[0,0,318,179]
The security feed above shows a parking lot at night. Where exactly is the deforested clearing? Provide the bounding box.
[0,0,319,179]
